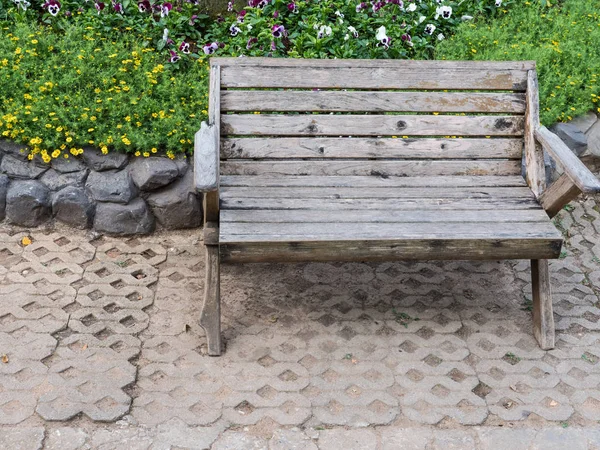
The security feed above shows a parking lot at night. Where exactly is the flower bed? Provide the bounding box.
[1,0,509,158]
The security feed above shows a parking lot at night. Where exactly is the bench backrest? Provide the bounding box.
[211,58,535,179]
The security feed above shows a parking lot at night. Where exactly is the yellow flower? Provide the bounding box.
[66,137,73,143]
[51,150,61,158]
[88,128,94,132]
[134,151,141,156]
[143,152,150,157]
[101,146,108,155]
[151,148,157,153]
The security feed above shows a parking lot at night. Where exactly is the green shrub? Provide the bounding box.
[436,0,600,125]
[0,21,209,160]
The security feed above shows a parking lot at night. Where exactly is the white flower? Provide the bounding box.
[435,5,452,19]
[344,33,350,41]
[335,10,344,18]
[162,28,169,41]
[495,0,502,6]
[461,15,473,20]
[247,24,252,30]
[376,26,387,41]
[437,33,445,40]
[317,25,332,38]
[348,25,358,37]
[418,15,426,23]
[424,23,436,35]
[407,3,416,11]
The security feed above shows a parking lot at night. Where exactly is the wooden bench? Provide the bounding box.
[194,58,600,356]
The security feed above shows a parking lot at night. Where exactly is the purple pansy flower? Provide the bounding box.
[137,0,149,11]
[227,0,233,10]
[169,50,180,63]
[230,23,241,36]
[189,14,198,24]
[237,9,246,22]
[43,0,61,16]
[202,42,219,55]
[271,24,285,38]
[179,41,190,54]
[355,1,365,12]
[246,37,258,49]
[113,2,123,13]
[94,1,104,13]
[287,2,297,12]
[160,2,172,16]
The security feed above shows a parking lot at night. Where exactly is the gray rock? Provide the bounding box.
[82,147,129,171]
[146,171,202,229]
[550,123,588,156]
[129,157,179,191]
[270,429,317,450]
[1,155,48,179]
[86,170,137,204]
[51,156,87,173]
[41,168,88,191]
[52,186,95,229]
[571,111,598,134]
[45,427,88,450]
[5,180,51,226]
[587,120,600,157]
[0,139,29,161]
[0,427,45,450]
[174,155,189,176]
[0,174,8,221]
[94,198,155,235]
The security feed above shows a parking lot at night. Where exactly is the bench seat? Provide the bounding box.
[219,176,562,263]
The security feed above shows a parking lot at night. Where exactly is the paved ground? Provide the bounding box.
[1,197,600,448]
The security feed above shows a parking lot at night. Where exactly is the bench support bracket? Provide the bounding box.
[531,259,555,350]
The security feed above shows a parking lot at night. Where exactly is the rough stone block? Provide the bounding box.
[51,156,87,173]
[44,428,88,450]
[129,157,179,191]
[571,111,598,134]
[52,186,95,229]
[86,169,137,204]
[0,174,8,221]
[587,120,600,157]
[5,180,51,226]
[146,171,202,229]
[1,155,48,179]
[41,168,88,191]
[82,147,129,171]
[0,139,29,161]
[0,427,45,450]
[94,198,155,235]
[550,123,588,156]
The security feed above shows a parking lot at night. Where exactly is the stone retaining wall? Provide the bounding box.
[0,140,202,235]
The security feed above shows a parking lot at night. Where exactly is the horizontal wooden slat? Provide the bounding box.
[221,197,540,211]
[220,160,522,177]
[221,91,527,113]
[220,175,528,188]
[220,67,528,90]
[221,115,525,137]
[221,221,561,240]
[221,137,523,160]
[220,187,535,199]
[212,57,536,71]
[221,209,551,224]
[220,239,561,263]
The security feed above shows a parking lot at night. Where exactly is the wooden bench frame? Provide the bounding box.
[194,58,600,356]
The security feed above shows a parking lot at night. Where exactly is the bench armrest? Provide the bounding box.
[194,121,219,192]
[535,125,600,194]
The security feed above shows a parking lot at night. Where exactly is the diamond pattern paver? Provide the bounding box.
[1,196,600,433]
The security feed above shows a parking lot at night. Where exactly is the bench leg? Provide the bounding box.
[201,244,222,356]
[531,259,555,350]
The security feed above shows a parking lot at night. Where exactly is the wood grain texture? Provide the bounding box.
[220,175,528,188]
[221,209,551,224]
[524,70,546,197]
[535,126,600,193]
[194,122,219,191]
[221,137,524,160]
[201,242,221,356]
[220,186,535,199]
[539,173,581,218]
[220,239,561,263]
[531,259,555,350]
[212,57,536,71]
[221,91,527,113]
[220,66,528,90]
[221,114,525,137]
[220,160,522,177]
[221,196,542,211]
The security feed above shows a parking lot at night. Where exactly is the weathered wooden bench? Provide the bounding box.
[194,58,600,356]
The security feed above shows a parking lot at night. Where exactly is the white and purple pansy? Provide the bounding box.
[347,25,358,38]
[355,1,366,12]
[169,50,180,63]
[179,41,191,54]
[137,0,150,11]
[317,25,332,39]
[160,2,172,16]
[287,2,297,13]
[246,37,258,49]
[202,42,219,55]
[495,0,502,6]
[237,9,246,21]
[113,2,123,13]
[230,23,242,36]
[227,0,233,11]
[43,0,61,16]
[13,0,31,11]
[94,1,104,13]
[435,5,452,19]
[376,26,391,49]
[271,24,286,38]
[424,23,436,35]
